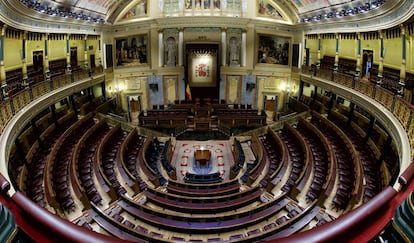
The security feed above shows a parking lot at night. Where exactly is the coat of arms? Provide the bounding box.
[195,63,209,77]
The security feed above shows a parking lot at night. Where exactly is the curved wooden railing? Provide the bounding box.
[276,186,398,243]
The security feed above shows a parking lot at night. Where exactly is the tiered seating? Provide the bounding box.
[166,178,241,197]
[160,139,176,179]
[215,108,266,128]
[25,111,76,208]
[295,119,332,202]
[244,134,267,186]
[74,120,111,205]
[117,190,325,242]
[145,186,261,213]
[328,110,382,202]
[230,138,245,178]
[119,129,147,193]
[49,59,67,78]
[47,113,95,212]
[119,192,290,234]
[139,109,189,128]
[310,112,361,210]
[138,104,266,129]
[276,125,307,194]
[314,212,335,227]
[184,171,223,184]
[88,204,149,242]
[79,96,107,115]
[263,204,321,241]
[258,129,286,189]
[98,124,128,197]
[142,138,167,186]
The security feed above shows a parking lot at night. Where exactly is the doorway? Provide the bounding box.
[70,47,78,70]
[263,93,278,123]
[127,95,142,125]
[90,54,95,69]
[32,51,44,71]
[362,50,373,79]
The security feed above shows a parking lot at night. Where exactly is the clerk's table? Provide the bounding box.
[194,149,211,167]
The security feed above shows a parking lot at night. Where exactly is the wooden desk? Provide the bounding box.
[194,149,211,167]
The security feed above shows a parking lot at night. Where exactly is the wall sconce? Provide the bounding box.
[149,83,158,92]
[246,83,255,91]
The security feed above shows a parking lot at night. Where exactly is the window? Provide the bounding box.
[162,0,244,17]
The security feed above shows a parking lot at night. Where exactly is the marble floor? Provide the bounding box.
[170,140,234,181]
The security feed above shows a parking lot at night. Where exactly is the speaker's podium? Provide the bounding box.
[194,149,211,168]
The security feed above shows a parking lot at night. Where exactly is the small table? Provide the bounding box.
[194,149,211,168]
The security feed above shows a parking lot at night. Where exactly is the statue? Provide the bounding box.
[229,37,240,66]
[165,37,176,67]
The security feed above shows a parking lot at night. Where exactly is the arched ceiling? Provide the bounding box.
[10,0,406,34]
[32,0,354,16]
[50,0,123,16]
[17,0,371,24]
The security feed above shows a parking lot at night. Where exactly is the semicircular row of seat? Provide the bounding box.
[8,96,394,242]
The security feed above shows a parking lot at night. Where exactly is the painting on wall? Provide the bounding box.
[115,34,148,67]
[257,35,290,65]
[257,0,283,19]
[122,0,147,19]
[188,49,217,87]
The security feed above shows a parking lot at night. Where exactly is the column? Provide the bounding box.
[0,26,5,100]
[241,29,246,67]
[69,95,78,117]
[83,35,88,68]
[303,37,307,66]
[334,33,339,72]
[44,33,50,80]
[31,119,42,145]
[221,28,226,66]
[158,30,164,67]
[317,34,321,68]
[66,34,71,73]
[14,139,28,166]
[356,32,362,78]
[377,30,384,86]
[178,28,184,66]
[399,24,406,98]
[50,103,59,127]
[98,34,102,68]
[101,82,106,100]
[22,31,28,85]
